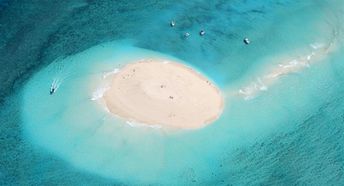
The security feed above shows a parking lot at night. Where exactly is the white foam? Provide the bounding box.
[238,77,269,100]
[102,68,119,79]
[310,42,325,50]
[306,55,311,61]
[126,120,162,129]
[91,85,110,101]
[257,78,268,91]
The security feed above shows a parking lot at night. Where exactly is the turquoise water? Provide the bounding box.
[1,0,344,185]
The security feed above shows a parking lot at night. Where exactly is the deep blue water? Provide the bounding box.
[1,0,344,185]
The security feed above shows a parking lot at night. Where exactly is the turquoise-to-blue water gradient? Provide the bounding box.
[1,0,344,185]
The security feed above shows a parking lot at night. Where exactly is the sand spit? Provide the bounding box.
[237,40,337,100]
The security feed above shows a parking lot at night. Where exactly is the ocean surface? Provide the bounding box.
[1,0,344,185]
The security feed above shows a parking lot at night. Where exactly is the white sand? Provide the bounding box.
[103,59,223,129]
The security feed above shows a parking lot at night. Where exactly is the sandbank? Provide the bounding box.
[236,40,337,100]
[102,59,223,129]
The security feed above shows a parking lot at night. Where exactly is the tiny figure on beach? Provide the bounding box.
[199,30,205,36]
[170,20,175,27]
[243,37,250,45]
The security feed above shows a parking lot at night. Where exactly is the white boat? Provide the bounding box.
[50,79,58,95]
[244,37,250,45]
[170,20,175,27]
[50,85,56,95]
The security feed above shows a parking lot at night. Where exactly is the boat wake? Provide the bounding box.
[48,57,81,95]
[50,78,61,94]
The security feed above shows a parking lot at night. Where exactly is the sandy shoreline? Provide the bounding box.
[102,59,223,129]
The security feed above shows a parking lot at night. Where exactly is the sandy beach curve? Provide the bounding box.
[102,59,224,129]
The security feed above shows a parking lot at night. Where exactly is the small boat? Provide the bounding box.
[50,80,58,95]
[184,32,190,38]
[199,30,205,36]
[170,20,175,27]
[50,87,56,95]
[243,37,250,45]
